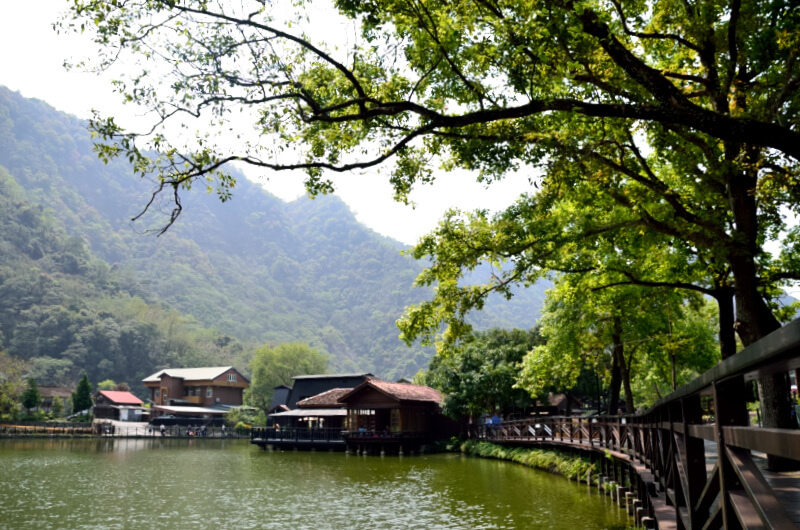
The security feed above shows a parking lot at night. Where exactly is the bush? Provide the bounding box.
[459,440,598,485]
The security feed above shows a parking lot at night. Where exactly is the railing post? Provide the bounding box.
[681,395,707,528]
[713,376,749,530]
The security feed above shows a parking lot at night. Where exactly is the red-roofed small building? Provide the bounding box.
[93,390,147,422]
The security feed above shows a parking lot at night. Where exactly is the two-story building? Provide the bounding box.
[142,366,249,422]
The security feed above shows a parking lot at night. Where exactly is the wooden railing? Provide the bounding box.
[251,427,345,443]
[484,319,800,529]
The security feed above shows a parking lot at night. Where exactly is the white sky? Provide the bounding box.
[0,0,532,246]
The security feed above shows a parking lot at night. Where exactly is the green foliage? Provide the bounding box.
[422,328,543,418]
[72,373,93,414]
[21,378,42,411]
[246,342,329,416]
[460,440,597,485]
[517,277,719,412]
[0,351,27,420]
[96,379,117,391]
[225,407,265,428]
[51,396,64,418]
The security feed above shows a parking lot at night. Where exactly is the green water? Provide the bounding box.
[0,438,630,529]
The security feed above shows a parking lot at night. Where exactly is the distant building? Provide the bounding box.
[93,390,146,422]
[275,373,374,410]
[39,386,74,414]
[257,377,459,454]
[534,393,584,416]
[142,366,249,421]
[340,378,444,434]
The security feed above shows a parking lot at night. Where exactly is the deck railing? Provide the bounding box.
[251,427,345,443]
[481,319,800,529]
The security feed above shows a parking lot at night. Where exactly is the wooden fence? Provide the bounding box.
[485,319,800,529]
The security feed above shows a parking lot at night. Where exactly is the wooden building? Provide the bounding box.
[39,386,73,414]
[339,379,457,455]
[252,377,458,454]
[142,366,249,420]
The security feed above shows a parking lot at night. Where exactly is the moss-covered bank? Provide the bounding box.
[457,439,602,486]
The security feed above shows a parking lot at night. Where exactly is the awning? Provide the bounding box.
[153,405,228,416]
[268,408,347,418]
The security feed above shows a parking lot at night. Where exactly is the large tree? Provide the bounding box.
[65,0,799,446]
[72,373,93,415]
[246,342,329,417]
[21,378,42,413]
[422,327,542,418]
[516,276,719,414]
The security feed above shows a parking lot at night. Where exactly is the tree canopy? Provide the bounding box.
[21,378,42,412]
[64,0,799,341]
[65,0,800,437]
[246,342,329,416]
[421,328,543,418]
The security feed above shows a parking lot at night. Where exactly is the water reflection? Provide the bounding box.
[0,440,630,529]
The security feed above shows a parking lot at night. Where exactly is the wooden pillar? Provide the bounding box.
[713,376,749,530]
[681,395,707,528]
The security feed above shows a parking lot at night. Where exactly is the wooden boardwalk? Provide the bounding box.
[489,424,800,529]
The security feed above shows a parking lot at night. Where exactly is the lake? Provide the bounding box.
[0,438,631,529]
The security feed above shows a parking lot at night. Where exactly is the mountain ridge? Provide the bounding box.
[0,85,546,383]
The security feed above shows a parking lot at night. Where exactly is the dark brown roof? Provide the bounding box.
[296,388,351,408]
[39,386,73,399]
[340,379,443,404]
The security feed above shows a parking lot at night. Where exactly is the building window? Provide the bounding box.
[227,373,237,383]
[206,387,212,398]
[155,390,160,398]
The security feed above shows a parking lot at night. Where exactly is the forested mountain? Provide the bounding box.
[0,86,545,387]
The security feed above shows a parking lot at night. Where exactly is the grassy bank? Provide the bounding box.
[456,439,602,485]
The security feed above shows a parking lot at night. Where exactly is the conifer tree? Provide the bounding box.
[72,373,93,415]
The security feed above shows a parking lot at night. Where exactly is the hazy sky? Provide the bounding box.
[0,1,533,246]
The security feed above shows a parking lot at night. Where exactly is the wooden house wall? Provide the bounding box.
[207,385,244,406]
[344,387,398,408]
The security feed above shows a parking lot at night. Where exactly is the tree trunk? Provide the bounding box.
[727,160,797,470]
[608,348,621,416]
[612,316,635,414]
[714,287,736,360]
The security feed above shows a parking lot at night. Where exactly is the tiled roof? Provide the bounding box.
[296,388,351,408]
[39,386,73,398]
[142,366,238,383]
[342,379,443,404]
[96,391,143,405]
[292,373,374,380]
